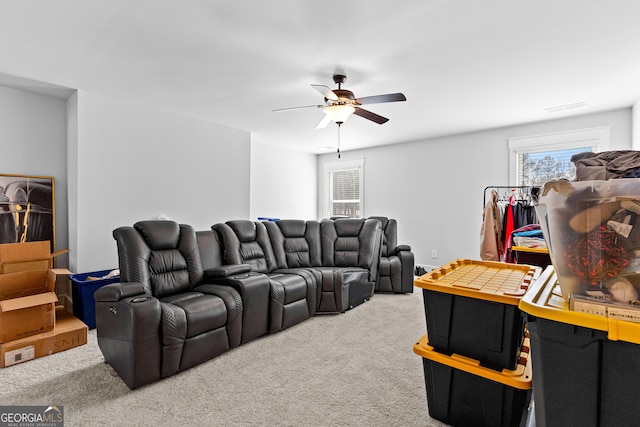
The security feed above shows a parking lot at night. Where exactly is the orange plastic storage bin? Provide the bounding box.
[415,259,540,370]
[413,333,532,427]
[519,266,640,427]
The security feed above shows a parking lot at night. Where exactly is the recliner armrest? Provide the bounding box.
[94,281,162,390]
[94,282,146,302]
[203,264,252,279]
[388,244,412,256]
[197,272,270,344]
[398,250,415,294]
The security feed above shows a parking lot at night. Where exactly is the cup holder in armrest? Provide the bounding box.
[130,296,152,303]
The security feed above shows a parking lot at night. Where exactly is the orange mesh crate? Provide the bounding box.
[415,259,541,371]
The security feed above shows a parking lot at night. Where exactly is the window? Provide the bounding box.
[519,147,594,186]
[509,126,610,186]
[323,158,364,218]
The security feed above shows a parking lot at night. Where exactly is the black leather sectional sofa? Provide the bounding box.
[94,217,413,389]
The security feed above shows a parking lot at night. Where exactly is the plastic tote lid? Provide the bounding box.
[414,259,541,305]
[413,333,532,390]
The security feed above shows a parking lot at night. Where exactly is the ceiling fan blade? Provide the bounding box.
[311,84,339,101]
[314,114,332,129]
[272,105,323,112]
[356,93,406,105]
[353,107,389,124]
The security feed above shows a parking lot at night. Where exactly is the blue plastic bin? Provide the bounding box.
[71,269,120,329]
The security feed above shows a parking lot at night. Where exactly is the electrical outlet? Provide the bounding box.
[431,250,438,259]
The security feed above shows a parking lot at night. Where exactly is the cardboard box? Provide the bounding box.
[56,275,73,313]
[1,306,88,368]
[0,240,72,312]
[0,269,61,343]
[0,241,69,274]
[52,268,73,312]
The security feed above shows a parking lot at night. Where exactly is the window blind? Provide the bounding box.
[325,165,362,218]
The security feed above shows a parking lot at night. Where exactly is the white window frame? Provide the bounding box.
[508,126,611,185]
[323,158,364,219]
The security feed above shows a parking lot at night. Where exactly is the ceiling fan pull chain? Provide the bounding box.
[337,123,341,159]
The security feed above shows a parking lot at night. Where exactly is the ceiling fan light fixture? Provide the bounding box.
[324,104,355,124]
[275,73,405,128]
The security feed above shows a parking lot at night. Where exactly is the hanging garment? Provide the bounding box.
[480,190,503,261]
[502,193,516,259]
[514,201,537,230]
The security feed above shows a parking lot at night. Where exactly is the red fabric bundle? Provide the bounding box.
[563,226,630,285]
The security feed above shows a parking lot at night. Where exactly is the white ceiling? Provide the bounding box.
[1,1,640,154]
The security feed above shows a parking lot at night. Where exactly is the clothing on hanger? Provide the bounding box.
[480,189,504,261]
[481,186,542,262]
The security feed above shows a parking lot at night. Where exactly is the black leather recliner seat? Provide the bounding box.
[213,220,318,333]
[94,216,396,389]
[368,216,414,294]
[316,218,381,310]
[263,218,381,313]
[195,229,271,344]
[94,221,244,389]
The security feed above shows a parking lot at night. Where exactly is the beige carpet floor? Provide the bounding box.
[1,287,449,427]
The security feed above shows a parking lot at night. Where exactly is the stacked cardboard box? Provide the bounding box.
[1,306,88,367]
[0,241,87,368]
[0,241,73,310]
[0,269,58,342]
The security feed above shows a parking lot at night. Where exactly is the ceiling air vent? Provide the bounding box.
[544,101,586,113]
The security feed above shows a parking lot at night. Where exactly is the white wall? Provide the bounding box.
[250,142,317,220]
[318,108,632,268]
[70,90,251,272]
[2,80,636,273]
[66,92,78,272]
[1,84,309,274]
[0,85,69,265]
[633,99,640,149]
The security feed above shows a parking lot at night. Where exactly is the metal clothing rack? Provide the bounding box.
[483,185,540,207]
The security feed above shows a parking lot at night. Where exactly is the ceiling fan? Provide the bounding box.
[273,73,406,129]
